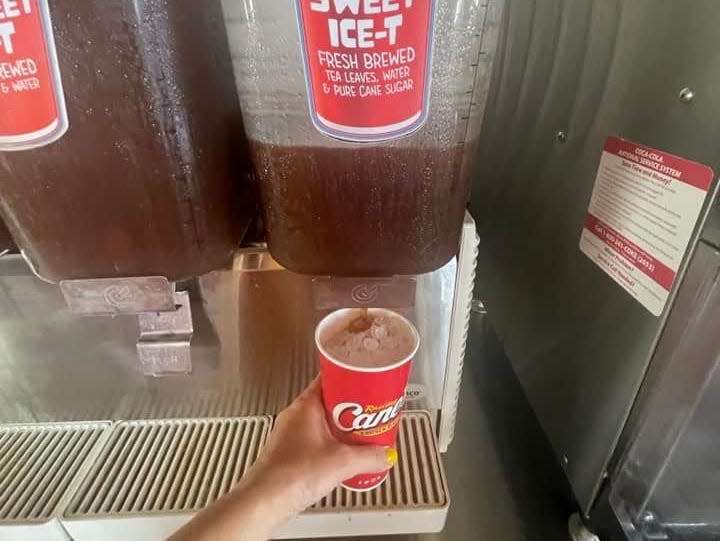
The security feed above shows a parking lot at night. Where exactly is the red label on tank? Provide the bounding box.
[0,0,67,151]
[295,0,435,142]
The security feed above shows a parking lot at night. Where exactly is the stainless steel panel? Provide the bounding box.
[0,252,455,424]
[610,241,720,540]
[471,0,720,512]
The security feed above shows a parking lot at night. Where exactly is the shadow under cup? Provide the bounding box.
[315,308,420,491]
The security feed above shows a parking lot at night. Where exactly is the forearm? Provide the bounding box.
[167,468,297,541]
[165,377,391,541]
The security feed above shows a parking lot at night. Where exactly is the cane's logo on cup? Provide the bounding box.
[332,396,404,436]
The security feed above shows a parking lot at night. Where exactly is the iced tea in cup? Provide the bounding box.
[315,308,420,491]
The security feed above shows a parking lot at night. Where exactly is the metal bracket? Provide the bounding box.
[312,276,417,310]
[59,277,193,376]
[136,291,193,377]
[60,276,176,316]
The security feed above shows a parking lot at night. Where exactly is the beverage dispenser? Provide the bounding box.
[0,1,503,540]
[0,0,253,284]
[222,0,492,276]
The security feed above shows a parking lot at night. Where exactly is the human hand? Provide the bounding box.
[243,377,397,514]
[167,378,397,541]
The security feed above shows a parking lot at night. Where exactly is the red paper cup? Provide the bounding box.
[316,308,420,491]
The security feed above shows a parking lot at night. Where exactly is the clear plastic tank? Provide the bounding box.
[222,0,494,276]
[0,0,253,282]
[0,218,14,254]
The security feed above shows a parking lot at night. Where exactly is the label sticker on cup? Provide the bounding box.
[295,0,436,142]
[0,0,68,151]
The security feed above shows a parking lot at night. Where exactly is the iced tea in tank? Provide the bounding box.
[0,0,253,282]
[223,0,493,276]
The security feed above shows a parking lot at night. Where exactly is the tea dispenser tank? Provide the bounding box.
[0,0,253,282]
[222,0,492,276]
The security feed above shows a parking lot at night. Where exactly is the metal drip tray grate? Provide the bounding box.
[0,422,108,524]
[61,412,447,540]
[280,410,449,538]
[310,411,447,511]
[65,417,271,517]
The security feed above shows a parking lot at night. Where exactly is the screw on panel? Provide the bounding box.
[471,299,487,314]
[568,513,600,541]
[639,511,656,524]
[556,131,568,143]
[678,87,695,103]
[562,455,569,466]
[636,510,669,539]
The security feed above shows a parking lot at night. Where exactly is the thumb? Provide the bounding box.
[339,444,397,479]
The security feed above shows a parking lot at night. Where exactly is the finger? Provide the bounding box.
[292,376,322,406]
[306,375,322,394]
[338,445,396,480]
[300,375,322,398]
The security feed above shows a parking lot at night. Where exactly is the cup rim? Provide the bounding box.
[315,308,420,373]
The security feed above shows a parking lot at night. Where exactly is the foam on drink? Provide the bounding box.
[321,308,416,368]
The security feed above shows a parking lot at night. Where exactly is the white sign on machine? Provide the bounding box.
[580,136,714,316]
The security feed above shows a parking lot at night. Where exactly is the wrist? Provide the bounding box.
[168,463,302,541]
[235,461,308,523]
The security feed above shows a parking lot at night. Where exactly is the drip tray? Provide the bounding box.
[60,412,448,540]
[280,410,449,538]
[0,422,110,541]
[61,416,272,541]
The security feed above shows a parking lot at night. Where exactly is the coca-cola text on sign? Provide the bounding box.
[295,0,436,142]
[0,0,67,151]
[580,137,714,316]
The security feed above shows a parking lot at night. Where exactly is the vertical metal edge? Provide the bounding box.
[588,169,720,516]
[461,0,507,147]
[438,213,480,452]
[607,241,720,530]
